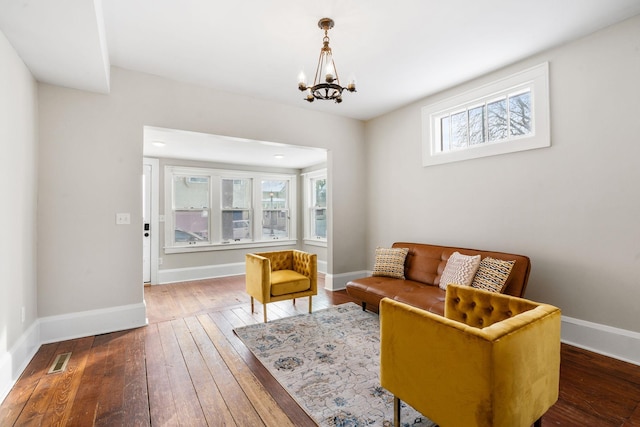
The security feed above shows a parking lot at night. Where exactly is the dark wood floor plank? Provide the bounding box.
[198,312,300,427]
[171,317,237,426]
[624,402,640,426]
[185,315,264,426]
[123,327,151,427]
[145,323,179,426]
[13,338,90,426]
[231,306,260,326]
[40,336,94,426]
[156,321,208,426]
[94,331,130,426]
[559,344,640,425]
[207,310,317,427]
[64,333,114,426]
[0,342,60,426]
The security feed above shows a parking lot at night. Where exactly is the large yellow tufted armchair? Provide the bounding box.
[245,250,317,323]
[380,284,561,427]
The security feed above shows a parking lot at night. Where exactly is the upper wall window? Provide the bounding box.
[422,62,550,166]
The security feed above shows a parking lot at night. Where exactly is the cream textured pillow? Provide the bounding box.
[438,251,481,290]
[372,247,409,279]
[471,257,515,293]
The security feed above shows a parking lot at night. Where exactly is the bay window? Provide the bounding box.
[165,166,296,252]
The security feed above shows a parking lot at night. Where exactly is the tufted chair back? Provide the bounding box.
[260,250,294,271]
[445,283,538,328]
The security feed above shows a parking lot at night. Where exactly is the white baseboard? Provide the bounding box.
[0,321,40,403]
[158,262,245,284]
[39,302,148,345]
[324,270,369,291]
[561,315,640,366]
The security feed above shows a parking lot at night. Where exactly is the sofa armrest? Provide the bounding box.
[380,297,561,427]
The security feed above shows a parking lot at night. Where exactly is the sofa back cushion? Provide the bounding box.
[392,242,531,298]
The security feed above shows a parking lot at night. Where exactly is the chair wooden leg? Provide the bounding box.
[533,417,542,427]
[393,396,401,427]
[263,305,267,323]
[308,296,313,313]
[292,298,296,305]
[250,296,254,313]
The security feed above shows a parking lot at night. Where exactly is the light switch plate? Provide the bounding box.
[116,213,130,225]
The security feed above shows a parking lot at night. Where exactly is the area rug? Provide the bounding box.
[233,303,436,427]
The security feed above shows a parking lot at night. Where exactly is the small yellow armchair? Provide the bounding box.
[245,250,317,323]
[380,284,561,427]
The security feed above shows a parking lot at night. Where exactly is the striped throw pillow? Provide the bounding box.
[471,257,515,293]
[438,251,481,290]
[372,247,409,279]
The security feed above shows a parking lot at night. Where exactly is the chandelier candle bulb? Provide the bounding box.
[325,60,335,82]
[298,71,307,90]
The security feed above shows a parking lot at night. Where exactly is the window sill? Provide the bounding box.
[303,239,327,248]
[164,239,298,254]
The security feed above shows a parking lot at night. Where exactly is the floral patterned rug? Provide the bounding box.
[233,303,436,427]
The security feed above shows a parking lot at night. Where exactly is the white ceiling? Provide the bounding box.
[2,0,640,167]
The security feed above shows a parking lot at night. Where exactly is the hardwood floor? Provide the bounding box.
[1,275,639,426]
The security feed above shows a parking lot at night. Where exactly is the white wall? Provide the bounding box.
[365,15,640,338]
[37,66,366,321]
[0,29,39,399]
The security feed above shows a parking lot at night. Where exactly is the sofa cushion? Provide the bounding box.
[438,251,481,290]
[471,257,515,293]
[372,247,409,279]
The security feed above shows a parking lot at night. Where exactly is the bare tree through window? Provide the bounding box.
[439,89,532,150]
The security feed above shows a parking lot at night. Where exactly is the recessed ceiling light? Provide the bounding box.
[274,154,285,159]
[152,140,166,147]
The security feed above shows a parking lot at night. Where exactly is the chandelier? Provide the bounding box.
[298,18,356,103]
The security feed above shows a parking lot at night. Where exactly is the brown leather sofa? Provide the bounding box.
[346,242,531,315]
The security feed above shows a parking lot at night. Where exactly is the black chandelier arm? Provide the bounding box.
[300,82,357,103]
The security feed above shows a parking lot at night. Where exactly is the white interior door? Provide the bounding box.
[143,164,152,283]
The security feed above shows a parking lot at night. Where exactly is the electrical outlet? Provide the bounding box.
[158,258,163,265]
[116,213,130,225]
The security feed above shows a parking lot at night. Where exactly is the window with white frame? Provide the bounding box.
[165,166,296,252]
[422,62,550,166]
[303,169,327,243]
[221,178,252,242]
[261,179,290,240]
[171,174,210,245]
